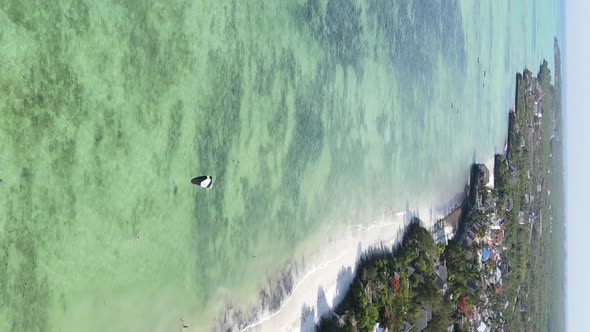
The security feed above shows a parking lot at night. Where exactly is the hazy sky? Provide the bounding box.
[565,1,590,331]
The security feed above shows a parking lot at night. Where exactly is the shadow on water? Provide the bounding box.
[334,267,354,306]
[316,287,330,321]
[356,242,362,262]
[404,199,419,224]
[297,248,395,332]
[300,303,316,332]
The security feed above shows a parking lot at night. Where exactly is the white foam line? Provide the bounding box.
[239,217,406,332]
[355,221,401,232]
[239,251,349,332]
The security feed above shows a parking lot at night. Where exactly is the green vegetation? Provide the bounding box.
[319,44,565,331]
[318,220,452,331]
[480,48,564,331]
[442,240,479,305]
[318,220,486,332]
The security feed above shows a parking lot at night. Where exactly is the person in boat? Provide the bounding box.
[191,175,213,188]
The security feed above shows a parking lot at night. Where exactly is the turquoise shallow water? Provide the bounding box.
[0,0,560,331]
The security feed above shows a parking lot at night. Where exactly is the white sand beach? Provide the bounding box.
[238,205,455,332]
[484,157,496,188]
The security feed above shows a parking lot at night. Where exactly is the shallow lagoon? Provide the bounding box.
[0,0,560,330]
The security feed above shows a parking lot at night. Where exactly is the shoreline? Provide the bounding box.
[213,195,470,331]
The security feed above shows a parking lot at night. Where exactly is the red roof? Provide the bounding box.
[459,297,468,313]
[389,276,401,294]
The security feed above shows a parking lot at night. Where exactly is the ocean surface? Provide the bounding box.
[0,1,561,331]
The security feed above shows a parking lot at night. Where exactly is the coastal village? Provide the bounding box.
[318,40,563,332]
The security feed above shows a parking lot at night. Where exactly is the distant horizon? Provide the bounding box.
[564,1,590,331]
